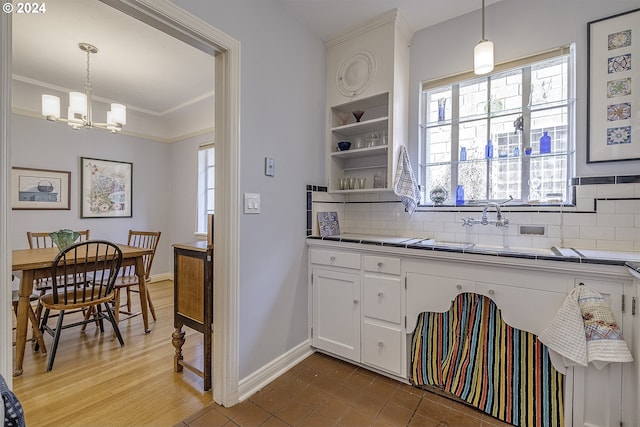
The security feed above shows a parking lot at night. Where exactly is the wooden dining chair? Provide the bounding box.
[27,230,90,249]
[11,274,47,353]
[113,230,161,322]
[38,240,124,371]
[27,230,91,323]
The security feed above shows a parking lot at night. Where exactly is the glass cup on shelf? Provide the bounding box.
[338,178,347,191]
[354,137,364,149]
[357,178,366,189]
[366,133,379,147]
[379,131,388,145]
[348,177,356,190]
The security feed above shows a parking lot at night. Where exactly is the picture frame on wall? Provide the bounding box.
[11,167,71,210]
[587,8,640,163]
[80,157,132,218]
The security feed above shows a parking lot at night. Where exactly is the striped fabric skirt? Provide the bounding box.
[410,292,564,427]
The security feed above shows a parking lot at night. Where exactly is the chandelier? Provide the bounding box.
[41,42,126,133]
[473,0,494,75]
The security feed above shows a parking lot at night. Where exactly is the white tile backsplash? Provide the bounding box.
[311,180,639,252]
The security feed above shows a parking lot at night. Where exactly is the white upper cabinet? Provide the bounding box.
[325,9,412,193]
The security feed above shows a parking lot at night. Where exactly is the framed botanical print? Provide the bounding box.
[11,167,71,210]
[587,8,640,163]
[81,157,132,218]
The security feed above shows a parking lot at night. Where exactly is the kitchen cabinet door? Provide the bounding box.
[311,268,361,362]
[572,278,634,427]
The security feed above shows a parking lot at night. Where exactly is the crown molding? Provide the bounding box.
[326,8,414,48]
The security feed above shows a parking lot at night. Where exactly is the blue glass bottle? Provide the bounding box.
[460,147,467,161]
[485,140,493,159]
[540,131,551,154]
[456,185,464,206]
[513,146,520,157]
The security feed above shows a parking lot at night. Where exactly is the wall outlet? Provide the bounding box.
[265,158,275,177]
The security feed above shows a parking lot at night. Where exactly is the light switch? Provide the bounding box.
[244,193,261,214]
[265,158,275,177]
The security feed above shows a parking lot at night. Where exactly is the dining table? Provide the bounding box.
[11,243,154,376]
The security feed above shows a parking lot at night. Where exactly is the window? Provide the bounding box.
[197,144,215,233]
[419,46,575,205]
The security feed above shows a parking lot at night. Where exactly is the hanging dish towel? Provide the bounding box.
[538,287,588,368]
[539,286,633,370]
[393,146,420,215]
[579,286,633,369]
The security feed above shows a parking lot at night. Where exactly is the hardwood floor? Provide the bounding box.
[12,280,214,427]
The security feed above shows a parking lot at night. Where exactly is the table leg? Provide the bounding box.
[14,270,34,376]
[172,326,185,372]
[135,256,151,333]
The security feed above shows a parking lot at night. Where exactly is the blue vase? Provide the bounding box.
[485,140,493,159]
[540,131,551,154]
[456,185,464,206]
[460,147,467,161]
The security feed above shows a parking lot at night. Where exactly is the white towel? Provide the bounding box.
[539,286,633,370]
[393,146,420,215]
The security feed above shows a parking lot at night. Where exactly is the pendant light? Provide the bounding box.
[41,43,127,133]
[474,0,494,75]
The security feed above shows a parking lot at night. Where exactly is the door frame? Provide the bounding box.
[0,0,242,406]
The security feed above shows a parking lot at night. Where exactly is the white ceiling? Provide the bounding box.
[11,0,501,141]
[273,0,504,41]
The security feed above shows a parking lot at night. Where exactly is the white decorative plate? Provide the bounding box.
[336,49,376,97]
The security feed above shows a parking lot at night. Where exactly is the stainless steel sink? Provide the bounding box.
[417,239,475,249]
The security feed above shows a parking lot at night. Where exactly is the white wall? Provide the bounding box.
[408,0,640,177]
[11,114,174,277]
[172,0,326,378]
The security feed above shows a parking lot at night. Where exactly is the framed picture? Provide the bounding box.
[11,167,71,210]
[81,157,132,218]
[587,8,640,163]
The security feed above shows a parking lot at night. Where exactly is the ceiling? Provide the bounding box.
[274,0,503,41]
[11,0,501,141]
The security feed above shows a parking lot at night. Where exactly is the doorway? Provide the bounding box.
[0,0,241,407]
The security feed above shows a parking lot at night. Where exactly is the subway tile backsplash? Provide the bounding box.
[309,175,640,252]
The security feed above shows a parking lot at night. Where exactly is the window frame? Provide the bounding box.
[197,143,215,233]
[418,45,576,207]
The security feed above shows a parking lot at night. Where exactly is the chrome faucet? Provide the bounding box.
[462,201,509,227]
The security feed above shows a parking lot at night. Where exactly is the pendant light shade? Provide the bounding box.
[41,94,60,119]
[474,40,494,75]
[474,0,494,75]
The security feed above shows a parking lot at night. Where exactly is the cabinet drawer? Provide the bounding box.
[310,249,361,270]
[363,276,401,323]
[362,321,403,375]
[363,255,400,275]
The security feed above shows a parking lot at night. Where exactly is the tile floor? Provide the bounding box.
[176,352,513,427]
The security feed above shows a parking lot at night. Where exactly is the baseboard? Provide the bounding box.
[238,340,314,402]
[148,273,173,283]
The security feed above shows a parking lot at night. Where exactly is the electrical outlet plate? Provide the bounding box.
[265,158,275,177]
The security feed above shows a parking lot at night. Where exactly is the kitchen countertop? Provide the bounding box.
[307,234,640,267]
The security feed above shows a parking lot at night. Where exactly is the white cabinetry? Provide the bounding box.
[570,278,636,427]
[310,249,361,361]
[325,10,411,193]
[362,255,404,376]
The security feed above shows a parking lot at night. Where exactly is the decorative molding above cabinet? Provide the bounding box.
[325,9,413,193]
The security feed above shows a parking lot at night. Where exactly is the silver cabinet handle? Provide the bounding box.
[377,261,383,267]
[330,256,336,261]
[489,289,495,296]
[377,292,383,297]
[378,341,384,347]
[456,284,463,290]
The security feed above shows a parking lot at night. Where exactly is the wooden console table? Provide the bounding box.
[171,241,213,391]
